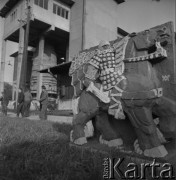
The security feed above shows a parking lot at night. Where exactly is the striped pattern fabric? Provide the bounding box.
[124,42,167,63]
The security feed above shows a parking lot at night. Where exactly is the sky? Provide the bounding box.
[1,0,176,83]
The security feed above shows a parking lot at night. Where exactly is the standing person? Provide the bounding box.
[16,88,24,117]
[22,88,33,117]
[39,85,48,120]
[0,90,9,116]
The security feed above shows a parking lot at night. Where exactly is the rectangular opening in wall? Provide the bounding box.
[35,0,48,10]
[10,9,17,22]
[39,0,44,7]
[65,10,68,19]
[53,4,57,14]
[44,0,48,9]
[53,2,70,20]
[34,0,38,5]
[57,6,61,16]
[61,8,65,18]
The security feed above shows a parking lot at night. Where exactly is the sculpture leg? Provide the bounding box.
[95,111,123,148]
[126,106,168,158]
[71,90,100,145]
[154,97,176,140]
[71,110,97,145]
[159,115,176,139]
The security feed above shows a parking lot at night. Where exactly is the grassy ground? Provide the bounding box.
[0,116,105,180]
[1,116,174,180]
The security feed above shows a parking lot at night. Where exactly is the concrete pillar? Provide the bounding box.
[0,40,7,95]
[16,26,25,103]
[12,81,16,101]
[69,0,84,61]
[37,36,45,99]
[65,42,69,62]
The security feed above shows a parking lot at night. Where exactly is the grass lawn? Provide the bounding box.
[0,117,104,180]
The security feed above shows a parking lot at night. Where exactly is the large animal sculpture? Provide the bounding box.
[69,22,175,158]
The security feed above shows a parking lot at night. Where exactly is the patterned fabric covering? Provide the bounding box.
[89,36,129,91]
[69,48,100,97]
[108,85,125,119]
[69,49,100,76]
[69,36,129,99]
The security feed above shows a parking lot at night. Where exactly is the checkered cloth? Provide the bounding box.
[89,48,123,91]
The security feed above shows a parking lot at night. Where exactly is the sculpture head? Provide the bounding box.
[138,25,171,49]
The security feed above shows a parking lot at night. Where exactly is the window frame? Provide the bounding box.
[34,0,48,10]
[53,2,70,20]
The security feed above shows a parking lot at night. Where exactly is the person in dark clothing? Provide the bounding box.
[0,90,9,116]
[16,88,24,117]
[39,85,48,120]
[22,88,33,117]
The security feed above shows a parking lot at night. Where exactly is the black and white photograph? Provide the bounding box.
[0,0,175,179]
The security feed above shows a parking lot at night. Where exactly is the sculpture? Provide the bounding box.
[69,22,175,158]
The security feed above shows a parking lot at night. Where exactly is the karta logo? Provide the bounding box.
[102,158,175,179]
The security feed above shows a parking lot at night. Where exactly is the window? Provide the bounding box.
[53,4,57,14]
[44,0,48,9]
[34,0,48,10]
[61,8,65,18]
[53,3,69,20]
[65,11,68,19]
[39,0,44,7]
[10,9,17,22]
[57,6,61,16]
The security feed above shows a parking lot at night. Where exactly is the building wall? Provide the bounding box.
[33,0,70,32]
[0,0,8,10]
[2,0,70,40]
[3,0,26,39]
[0,17,5,94]
[57,74,74,110]
[84,0,119,49]
[69,0,121,60]
[30,42,57,98]
[0,17,4,63]
[69,0,84,61]
[13,56,18,83]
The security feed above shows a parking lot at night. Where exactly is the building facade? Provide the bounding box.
[0,0,73,102]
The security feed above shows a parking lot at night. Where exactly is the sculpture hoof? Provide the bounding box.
[70,130,87,145]
[99,135,123,149]
[73,137,88,145]
[70,130,74,142]
[134,139,143,155]
[144,145,168,158]
[84,121,94,138]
